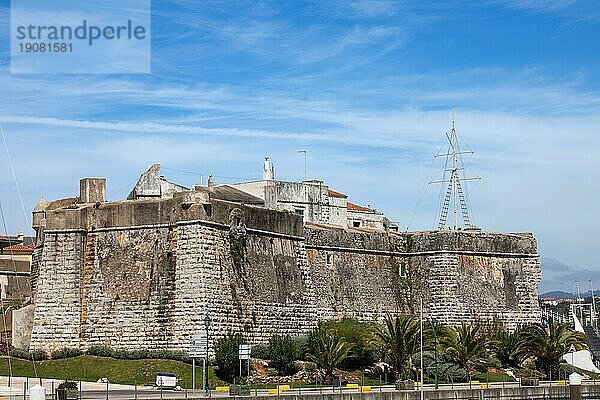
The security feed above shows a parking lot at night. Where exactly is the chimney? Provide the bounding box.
[263,157,273,181]
[17,232,23,243]
[208,175,214,192]
[80,178,106,203]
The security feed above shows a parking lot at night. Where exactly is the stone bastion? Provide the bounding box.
[26,184,541,352]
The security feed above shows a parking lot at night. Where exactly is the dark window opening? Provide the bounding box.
[353,221,360,228]
[399,263,406,277]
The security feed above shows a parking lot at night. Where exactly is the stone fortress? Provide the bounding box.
[23,160,541,352]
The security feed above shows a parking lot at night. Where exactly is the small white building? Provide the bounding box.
[229,158,397,231]
[347,202,386,230]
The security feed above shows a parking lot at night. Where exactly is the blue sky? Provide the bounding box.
[0,0,599,292]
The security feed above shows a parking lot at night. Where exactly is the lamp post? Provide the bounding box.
[431,318,438,390]
[203,315,211,397]
[575,280,585,324]
[419,297,424,400]
[590,280,597,328]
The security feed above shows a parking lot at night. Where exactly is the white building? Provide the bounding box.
[126,160,398,232]
[229,158,397,231]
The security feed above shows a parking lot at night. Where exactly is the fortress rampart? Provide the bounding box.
[27,183,541,352]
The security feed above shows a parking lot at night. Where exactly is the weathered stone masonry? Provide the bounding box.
[28,192,541,352]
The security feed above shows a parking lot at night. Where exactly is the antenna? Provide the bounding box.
[298,150,307,181]
[429,108,481,230]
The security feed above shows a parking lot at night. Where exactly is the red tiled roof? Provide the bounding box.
[347,202,372,213]
[3,243,34,254]
[327,189,348,198]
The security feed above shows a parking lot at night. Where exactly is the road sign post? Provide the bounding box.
[189,334,208,394]
[238,344,252,380]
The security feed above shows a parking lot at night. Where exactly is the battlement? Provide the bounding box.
[26,171,541,352]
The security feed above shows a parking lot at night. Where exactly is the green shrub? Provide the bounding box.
[57,381,78,390]
[294,335,309,361]
[268,334,298,375]
[51,347,82,359]
[124,349,148,359]
[85,345,191,363]
[306,324,352,380]
[214,333,245,382]
[31,349,49,361]
[10,348,31,359]
[111,349,132,359]
[10,348,48,361]
[251,343,269,360]
[318,317,375,370]
[86,345,113,357]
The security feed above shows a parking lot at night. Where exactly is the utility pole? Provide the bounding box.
[204,315,211,397]
[432,318,438,390]
[591,279,597,328]
[575,281,583,324]
[298,150,307,181]
[420,297,424,400]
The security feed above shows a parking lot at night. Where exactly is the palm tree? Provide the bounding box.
[439,322,489,381]
[307,327,353,380]
[515,319,588,378]
[373,313,420,381]
[493,326,523,369]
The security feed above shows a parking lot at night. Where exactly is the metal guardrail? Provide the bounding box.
[2,379,600,400]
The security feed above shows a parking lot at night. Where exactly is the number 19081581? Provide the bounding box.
[19,42,73,52]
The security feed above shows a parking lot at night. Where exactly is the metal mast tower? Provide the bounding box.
[430,109,481,230]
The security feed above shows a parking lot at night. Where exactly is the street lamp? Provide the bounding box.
[203,315,211,397]
[591,279,597,328]
[431,318,439,390]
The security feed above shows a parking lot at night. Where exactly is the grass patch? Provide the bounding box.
[0,355,225,388]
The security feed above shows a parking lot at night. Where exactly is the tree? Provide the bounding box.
[214,333,245,382]
[493,326,523,369]
[373,313,420,381]
[268,334,299,375]
[307,325,353,380]
[515,319,588,378]
[320,317,376,370]
[439,323,489,381]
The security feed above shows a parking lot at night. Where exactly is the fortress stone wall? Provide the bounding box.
[28,189,541,352]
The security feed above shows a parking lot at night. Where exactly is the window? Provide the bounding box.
[399,262,407,277]
[295,208,304,217]
[352,221,360,228]
[326,253,332,265]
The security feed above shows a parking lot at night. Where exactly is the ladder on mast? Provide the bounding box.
[430,108,480,230]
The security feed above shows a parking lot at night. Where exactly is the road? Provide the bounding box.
[0,376,596,399]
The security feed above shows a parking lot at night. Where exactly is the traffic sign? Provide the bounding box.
[189,334,208,358]
[238,344,252,360]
